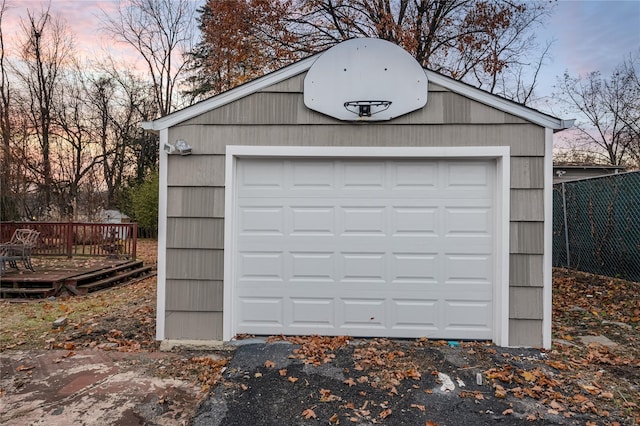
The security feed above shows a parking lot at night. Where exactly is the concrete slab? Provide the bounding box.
[0,350,200,425]
[578,335,619,348]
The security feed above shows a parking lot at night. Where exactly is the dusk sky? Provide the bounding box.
[2,0,639,114]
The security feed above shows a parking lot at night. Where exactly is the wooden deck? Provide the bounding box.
[0,257,153,298]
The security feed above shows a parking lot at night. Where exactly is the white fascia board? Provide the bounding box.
[142,56,318,131]
[425,71,572,130]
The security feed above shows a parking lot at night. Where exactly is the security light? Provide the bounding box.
[164,139,192,156]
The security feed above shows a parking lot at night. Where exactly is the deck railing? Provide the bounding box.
[0,222,138,259]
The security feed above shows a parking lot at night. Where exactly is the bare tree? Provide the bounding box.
[52,62,109,218]
[616,54,640,166]
[12,7,73,217]
[101,0,197,117]
[187,0,553,103]
[0,0,19,220]
[555,53,640,167]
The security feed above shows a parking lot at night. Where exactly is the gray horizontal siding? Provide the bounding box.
[510,222,544,254]
[509,287,543,319]
[167,218,224,249]
[510,254,543,287]
[169,124,545,157]
[509,319,543,347]
[510,189,544,221]
[166,279,223,311]
[511,157,544,189]
[165,311,223,340]
[259,72,305,93]
[167,187,224,218]
[167,155,224,187]
[166,248,223,280]
[182,91,529,126]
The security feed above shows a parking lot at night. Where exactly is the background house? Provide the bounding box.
[143,39,572,348]
[553,164,626,184]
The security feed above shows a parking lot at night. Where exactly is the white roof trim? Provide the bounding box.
[142,52,572,131]
[142,55,319,131]
[425,71,573,130]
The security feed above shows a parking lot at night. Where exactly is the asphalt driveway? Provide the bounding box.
[191,338,606,426]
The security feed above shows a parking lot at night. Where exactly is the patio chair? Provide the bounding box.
[0,229,40,275]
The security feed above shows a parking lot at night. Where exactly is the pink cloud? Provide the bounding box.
[2,1,140,64]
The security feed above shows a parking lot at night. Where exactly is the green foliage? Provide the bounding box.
[0,193,21,221]
[119,169,158,234]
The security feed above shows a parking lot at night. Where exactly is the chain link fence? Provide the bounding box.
[553,171,640,282]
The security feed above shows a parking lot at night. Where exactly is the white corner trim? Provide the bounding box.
[222,151,237,341]
[495,152,510,347]
[156,129,169,341]
[222,145,511,345]
[543,128,554,349]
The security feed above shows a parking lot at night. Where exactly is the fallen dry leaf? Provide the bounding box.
[329,413,339,423]
[502,408,514,415]
[16,365,35,372]
[379,408,392,419]
[264,360,275,368]
[301,408,317,419]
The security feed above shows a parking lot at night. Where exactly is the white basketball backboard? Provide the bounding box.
[304,38,428,121]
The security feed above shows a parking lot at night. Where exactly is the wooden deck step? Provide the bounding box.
[76,266,152,293]
[0,287,56,297]
[65,260,143,285]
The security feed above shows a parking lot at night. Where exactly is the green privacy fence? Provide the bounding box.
[553,171,640,282]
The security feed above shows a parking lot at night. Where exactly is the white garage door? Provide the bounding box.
[232,158,495,339]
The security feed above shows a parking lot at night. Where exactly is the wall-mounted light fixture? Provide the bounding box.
[164,139,192,156]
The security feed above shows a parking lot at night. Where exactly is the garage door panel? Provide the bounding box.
[444,301,492,335]
[291,207,335,235]
[341,253,386,282]
[445,162,491,188]
[341,207,386,234]
[290,252,335,281]
[238,297,284,326]
[238,252,284,281]
[240,159,285,188]
[340,298,386,328]
[391,207,438,235]
[391,299,439,329]
[444,207,492,235]
[291,161,335,188]
[445,255,492,282]
[290,298,335,326]
[342,161,386,188]
[234,158,496,339]
[239,207,284,235]
[391,253,438,283]
[391,162,438,189]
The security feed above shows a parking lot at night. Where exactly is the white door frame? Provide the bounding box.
[224,146,511,345]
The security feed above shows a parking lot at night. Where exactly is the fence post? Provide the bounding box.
[561,183,571,268]
[132,223,138,260]
[66,221,73,258]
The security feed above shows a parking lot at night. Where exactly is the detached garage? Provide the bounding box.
[143,38,572,348]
